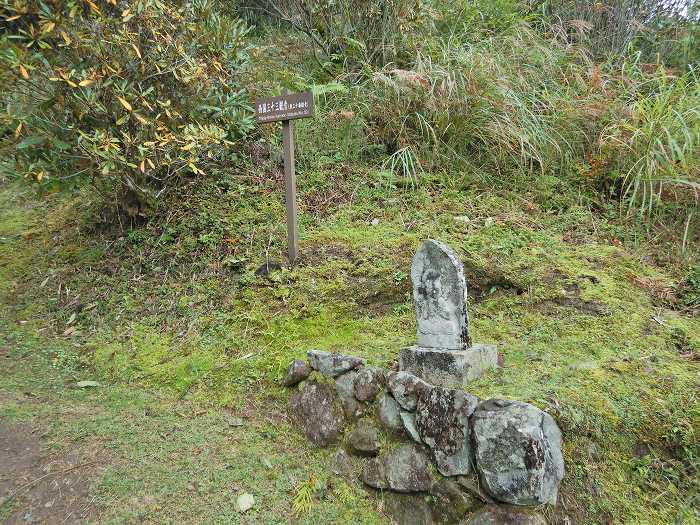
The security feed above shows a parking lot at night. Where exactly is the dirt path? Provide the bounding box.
[0,421,100,524]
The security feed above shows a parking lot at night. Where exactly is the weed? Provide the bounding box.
[292,473,319,515]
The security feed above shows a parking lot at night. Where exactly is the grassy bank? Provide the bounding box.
[1,138,698,522]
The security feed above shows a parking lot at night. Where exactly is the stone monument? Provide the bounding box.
[399,240,498,387]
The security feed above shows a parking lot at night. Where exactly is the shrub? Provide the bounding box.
[600,68,700,216]
[0,0,254,216]
[539,0,700,67]
[242,0,434,70]
[355,23,597,179]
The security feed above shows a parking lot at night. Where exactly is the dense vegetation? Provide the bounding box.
[1,0,253,215]
[1,0,698,523]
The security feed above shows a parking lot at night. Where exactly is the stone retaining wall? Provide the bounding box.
[283,350,565,525]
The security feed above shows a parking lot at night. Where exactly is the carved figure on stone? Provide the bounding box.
[411,240,471,350]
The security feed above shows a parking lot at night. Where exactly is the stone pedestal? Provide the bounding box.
[399,344,498,389]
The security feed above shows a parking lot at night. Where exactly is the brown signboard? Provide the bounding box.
[255,91,314,123]
[254,90,317,265]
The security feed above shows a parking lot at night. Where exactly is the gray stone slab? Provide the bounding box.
[399,344,498,388]
[307,350,365,377]
[399,411,422,443]
[412,239,471,349]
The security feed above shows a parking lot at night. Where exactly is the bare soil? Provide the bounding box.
[0,422,100,525]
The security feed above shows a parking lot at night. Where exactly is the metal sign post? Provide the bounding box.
[255,90,314,265]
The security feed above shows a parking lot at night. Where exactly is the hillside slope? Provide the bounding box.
[1,5,699,522]
[1,140,698,522]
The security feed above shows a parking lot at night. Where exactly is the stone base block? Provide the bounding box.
[399,344,498,388]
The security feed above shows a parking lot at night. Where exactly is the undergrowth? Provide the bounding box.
[1,1,699,524]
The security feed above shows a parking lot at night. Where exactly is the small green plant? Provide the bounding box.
[393,270,408,284]
[50,346,83,373]
[291,473,319,515]
[332,481,357,505]
[382,146,422,187]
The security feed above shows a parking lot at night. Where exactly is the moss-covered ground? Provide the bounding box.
[1,36,699,525]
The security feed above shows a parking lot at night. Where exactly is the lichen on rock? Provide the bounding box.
[471,399,564,505]
[307,349,365,377]
[289,380,345,447]
[387,371,431,411]
[415,386,479,476]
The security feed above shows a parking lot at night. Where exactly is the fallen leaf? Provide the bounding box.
[19,64,29,80]
[86,0,102,15]
[118,96,133,112]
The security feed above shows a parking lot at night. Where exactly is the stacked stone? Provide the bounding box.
[283,240,564,524]
[284,351,564,524]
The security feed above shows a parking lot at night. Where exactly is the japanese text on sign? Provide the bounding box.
[255,91,314,123]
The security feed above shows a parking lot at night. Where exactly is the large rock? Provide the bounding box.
[387,371,431,411]
[385,444,432,492]
[282,359,311,387]
[465,505,548,525]
[384,492,434,525]
[346,422,380,457]
[289,380,345,447]
[331,448,356,479]
[353,366,385,402]
[307,350,365,377]
[378,392,404,433]
[362,443,432,493]
[335,370,365,419]
[429,479,480,523]
[415,386,478,476]
[412,239,471,349]
[471,399,564,505]
[361,456,388,489]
